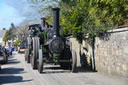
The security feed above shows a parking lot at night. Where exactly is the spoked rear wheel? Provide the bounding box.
[26,45,31,63]
[25,48,30,63]
[24,49,28,61]
[31,37,39,69]
[38,49,44,73]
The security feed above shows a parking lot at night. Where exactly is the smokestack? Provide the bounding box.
[11,23,15,29]
[41,17,46,27]
[52,8,60,36]
[3,28,6,30]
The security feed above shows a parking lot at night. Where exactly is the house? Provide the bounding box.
[0,28,7,47]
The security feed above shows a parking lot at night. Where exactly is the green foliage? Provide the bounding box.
[14,40,21,46]
[7,28,14,40]
[80,0,128,26]
[59,0,127,45]
[3,31,8,41]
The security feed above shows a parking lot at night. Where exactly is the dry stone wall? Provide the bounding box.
[95,27,128,77]
[70,27,128,77]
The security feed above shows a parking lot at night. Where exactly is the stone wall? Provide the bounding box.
[70,27,128,77]
[95,27,128,77]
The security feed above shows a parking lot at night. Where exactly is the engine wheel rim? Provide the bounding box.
[38,49,43,73]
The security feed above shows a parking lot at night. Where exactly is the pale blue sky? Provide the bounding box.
[0,0,60,29]
[0,0,25,29]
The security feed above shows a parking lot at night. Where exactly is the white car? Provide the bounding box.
[18,45,26,53]
[18,41,27,53]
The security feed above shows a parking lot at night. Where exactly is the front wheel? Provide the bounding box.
[25,49,30,63]
[26,37,32,63]
[37,49,44,73]
[26,45,31,63]
[24,49,27,61]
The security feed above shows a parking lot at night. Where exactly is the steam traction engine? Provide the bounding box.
[24,24,42,64]
[26,8,77,73]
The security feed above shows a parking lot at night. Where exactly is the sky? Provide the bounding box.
[0,0,59,29]
[0,0,25,29]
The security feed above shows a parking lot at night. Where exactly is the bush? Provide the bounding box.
[14,40,21,46]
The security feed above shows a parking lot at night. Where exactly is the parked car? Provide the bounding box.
[2,48,9,57]
[0,63,1,70]
[0,54,2,70]
[0,64,1,70]
[0,47,8,64]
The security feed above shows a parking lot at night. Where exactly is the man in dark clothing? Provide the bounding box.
[29,27,34,37]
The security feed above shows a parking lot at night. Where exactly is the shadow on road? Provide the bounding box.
[42,64,95,74]
[0,68,25,74]
[6,54,21,65]
[0,56,23,74]
[0,75,32,84]
[6,57,20,65]
[45,66,62,70]
[0,53,33,84]
[75,67,95,73]
[7,60,20,65]
[40,66,71,74]
[42,70,71,74]
[42,67,94,74]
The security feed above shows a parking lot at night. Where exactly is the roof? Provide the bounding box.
[0,30,7,38]
[28,24,41,30]
[29,24,41,27]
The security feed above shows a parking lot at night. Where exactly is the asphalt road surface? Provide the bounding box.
[0,52,127,85]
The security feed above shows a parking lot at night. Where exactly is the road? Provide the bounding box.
[0,52,127,85]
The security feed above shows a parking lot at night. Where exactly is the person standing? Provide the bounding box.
[9,47,13,55]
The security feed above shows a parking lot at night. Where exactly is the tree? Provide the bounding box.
[14,40,21,46]
[3,30,9,46]
[59,0,128,45]
[16,24,29,42]
[28,0,59,18]
[7,23,17,41]
[3,30,9,41]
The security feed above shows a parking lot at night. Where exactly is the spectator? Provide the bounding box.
[9,47,13,55]
[42,22,50,31]
[29,27,34,37]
